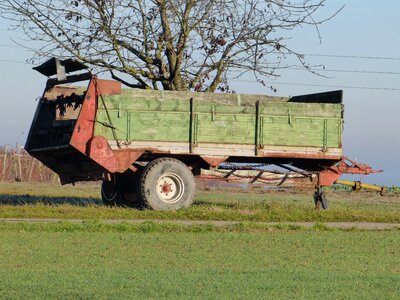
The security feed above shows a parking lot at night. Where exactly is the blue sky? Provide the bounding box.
[0,0,399,185]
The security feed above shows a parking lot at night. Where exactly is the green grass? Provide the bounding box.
[0,183,399,299]
[1,182,400,223]
[0,182,99,198]
[0,221,398,299]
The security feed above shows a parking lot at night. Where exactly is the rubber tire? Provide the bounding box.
[101,180,124,207]
[139,158,195,211]
[120,171,144,208]
[101,171,144,208]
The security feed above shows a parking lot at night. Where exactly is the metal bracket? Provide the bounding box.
[255,101,261,156]
[55,58,67,81]
[318,157,383,186]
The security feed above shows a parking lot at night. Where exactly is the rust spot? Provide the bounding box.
[86,136,119,173]
[200,156,228,168]
[113,150,144,172]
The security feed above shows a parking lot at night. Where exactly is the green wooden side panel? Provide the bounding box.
[127,112,189,142]
[196,114,255,144]
[95,110,127,141]
[96,110,189,143]
[94,90,343,150]
[102,94,190,112]
[262,117,341,147]
[260,102,342,118]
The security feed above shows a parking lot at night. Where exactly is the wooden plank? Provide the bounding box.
[108,140,343,160]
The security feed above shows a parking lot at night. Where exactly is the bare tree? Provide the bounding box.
[0,0,342,91]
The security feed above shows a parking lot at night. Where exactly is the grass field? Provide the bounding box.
[0,222,399,299]
[1,182,400,223]
[0,182,399,299]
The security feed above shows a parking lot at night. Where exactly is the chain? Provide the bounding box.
[209,168,310,184]
[218,162,308,176]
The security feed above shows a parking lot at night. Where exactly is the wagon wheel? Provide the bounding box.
[138,158,195,211]
[120,170,144,208]
[314,187,329,210]
[101,170,144,208]
[101,179,123,206]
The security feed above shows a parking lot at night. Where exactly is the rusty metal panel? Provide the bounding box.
[25,84,88,151]
[95,79,121,95]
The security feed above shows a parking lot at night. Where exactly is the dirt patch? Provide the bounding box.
[239,209,260,215]
[1,218,399,230]
[207,207,225,213]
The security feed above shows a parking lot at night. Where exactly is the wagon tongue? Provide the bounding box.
[33,57,89,81]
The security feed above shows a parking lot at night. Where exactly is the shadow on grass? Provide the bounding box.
[0,194,102,206]
[0,194,236,209]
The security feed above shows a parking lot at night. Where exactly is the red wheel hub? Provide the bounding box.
[161,182,172,194]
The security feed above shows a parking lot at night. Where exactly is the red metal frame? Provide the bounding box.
[318,157,382,186]
[70,77,145,174]
[69,76,98,154]
[200,156,228,168]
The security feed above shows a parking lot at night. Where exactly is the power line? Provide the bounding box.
[1,27,400,61]
[233,80,400,91]
[303,53,400,61]
[1,42,400,61]
[0,44,21,48]
[269,51,400,60]
[0,59,28,64]
[0,57,399,90]
[275,82,400,91]
[288,67,400,76]
[0,55,399,76]
[2,51,398,75]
